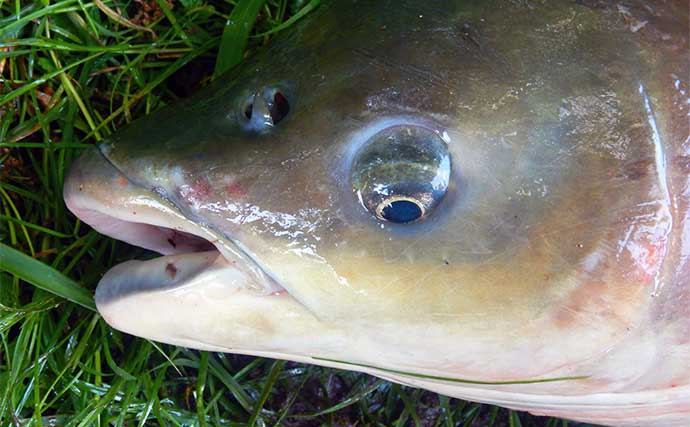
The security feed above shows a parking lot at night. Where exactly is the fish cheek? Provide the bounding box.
[318,162,650,329]
[551,281,646,331]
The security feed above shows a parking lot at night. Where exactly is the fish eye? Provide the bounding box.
[351,125,451,224]
[238,86,291,132]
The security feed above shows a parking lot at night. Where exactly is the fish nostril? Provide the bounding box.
[238,87,291,131]
[269,91,290,124]
[244,102,253,120]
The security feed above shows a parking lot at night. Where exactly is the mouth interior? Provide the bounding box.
[73,205,217,256]
[162,228,216,253]
[74,204,286,298]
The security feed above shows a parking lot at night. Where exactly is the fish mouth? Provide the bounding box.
[64,147,287,309]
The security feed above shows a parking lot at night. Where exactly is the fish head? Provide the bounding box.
[65,0,690,422]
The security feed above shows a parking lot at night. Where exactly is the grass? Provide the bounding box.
[0,0,590,425]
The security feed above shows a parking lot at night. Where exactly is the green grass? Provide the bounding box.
[0,0,586,425]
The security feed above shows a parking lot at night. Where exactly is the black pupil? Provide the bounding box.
[380,200,422,223]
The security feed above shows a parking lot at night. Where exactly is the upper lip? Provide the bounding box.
[64,146,287,300]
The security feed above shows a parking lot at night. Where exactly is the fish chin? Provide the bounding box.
[92,251,327,355]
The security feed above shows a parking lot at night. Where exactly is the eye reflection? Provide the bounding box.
[351,125,451,224]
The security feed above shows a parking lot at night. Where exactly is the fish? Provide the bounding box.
[63,1,690,426]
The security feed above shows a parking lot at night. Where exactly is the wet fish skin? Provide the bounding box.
[64,1,690,426]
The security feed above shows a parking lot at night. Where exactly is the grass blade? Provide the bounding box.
[0,243,96,311]
[251,0,320,39]
[212,0,265,78]
[313,357,589,385]
[247,359,285,426]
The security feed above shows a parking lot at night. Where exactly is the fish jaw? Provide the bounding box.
[93,252,338,355]
[63,147,339,354]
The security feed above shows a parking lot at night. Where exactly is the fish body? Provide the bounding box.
[64,1,690,426]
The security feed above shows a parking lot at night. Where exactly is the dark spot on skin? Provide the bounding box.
[132,211,136,215]
[167,238,177,248]
[78,184,83,191]
[443,259,450,265]
[166,263,178,278]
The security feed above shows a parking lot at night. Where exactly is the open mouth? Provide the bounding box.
[64,147,286,305]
